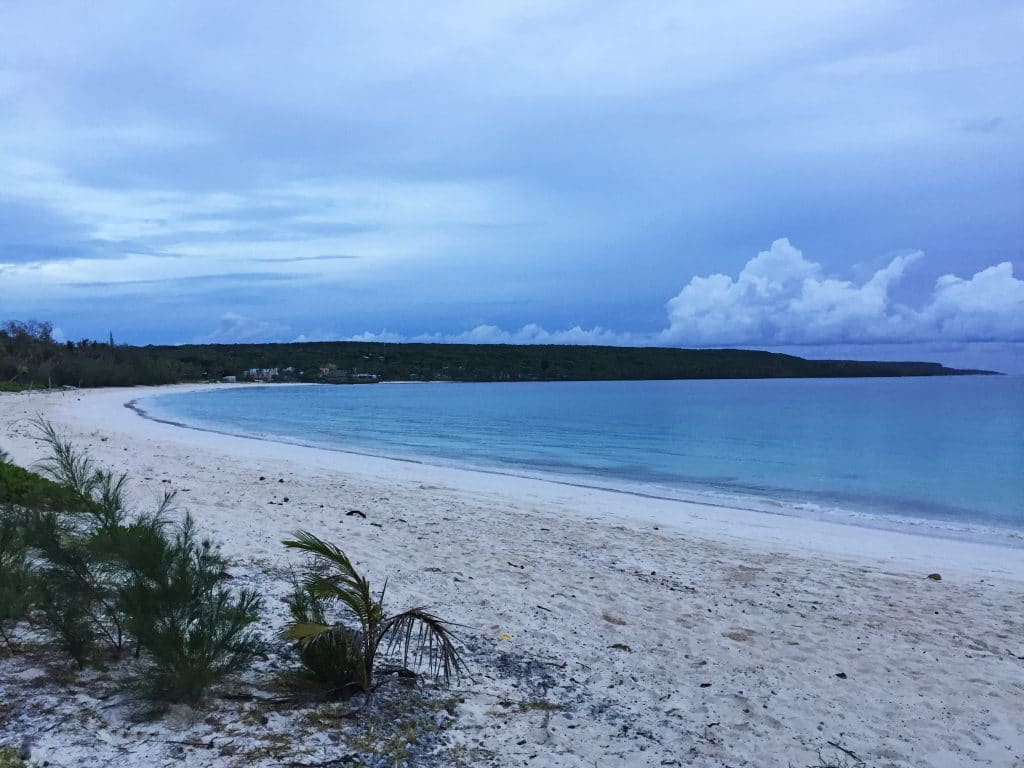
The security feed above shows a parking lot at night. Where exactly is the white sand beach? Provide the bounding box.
[1,384,1022,768]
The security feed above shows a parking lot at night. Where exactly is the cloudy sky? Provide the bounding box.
[1,2,1022,371]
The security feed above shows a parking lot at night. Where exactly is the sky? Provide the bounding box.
[1,2,1022,372]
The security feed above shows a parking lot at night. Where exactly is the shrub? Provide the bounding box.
[1,430,126,662]
[120,515,263,704]
[23,506,109,664]
[8,420,263,701]
[0,511,37,652]
[37,577,96,665]
[19,495,137,664]
[21,419,171,662]
[0,461,94,660]
[282,530,464,695]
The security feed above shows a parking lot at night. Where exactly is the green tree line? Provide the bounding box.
[1,319,994,391]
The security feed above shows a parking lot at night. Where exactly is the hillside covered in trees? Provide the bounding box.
[0,319,996,390]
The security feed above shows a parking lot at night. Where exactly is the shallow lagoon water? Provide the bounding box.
[142,376,1024,542]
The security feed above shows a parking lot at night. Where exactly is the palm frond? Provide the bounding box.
[280,621,335,643]
[283,531,356,576]
[285,531,379,625]
[302,573,376,625]
[379,607,466,685]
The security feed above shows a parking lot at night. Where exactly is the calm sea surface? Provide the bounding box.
[141,376,1024,542]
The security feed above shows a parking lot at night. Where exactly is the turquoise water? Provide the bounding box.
[140,376,1024,540]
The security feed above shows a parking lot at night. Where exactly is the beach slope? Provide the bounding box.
[1,385,1022,767]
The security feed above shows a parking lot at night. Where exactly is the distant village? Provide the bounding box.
[222,365,386,384]
[224,368,385,385]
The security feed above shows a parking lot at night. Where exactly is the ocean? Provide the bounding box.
[139,376,1024,545]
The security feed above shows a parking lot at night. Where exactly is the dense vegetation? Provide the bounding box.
[1,321,186,389]
[1,319,994,391]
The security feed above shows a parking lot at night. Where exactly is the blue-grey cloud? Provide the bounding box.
[961,117,1003,134]
[252,254,359,264]
[72,272,308,289]
[1,2,1021,373]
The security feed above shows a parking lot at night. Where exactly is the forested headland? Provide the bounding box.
[0,319,996,391]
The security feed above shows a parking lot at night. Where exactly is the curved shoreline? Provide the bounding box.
[130,386,1024,552]
[3,383,1023,580]
[3,383,1024,766]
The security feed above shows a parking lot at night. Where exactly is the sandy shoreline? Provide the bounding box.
[2,384,1023,767]
[131,384,1024,557]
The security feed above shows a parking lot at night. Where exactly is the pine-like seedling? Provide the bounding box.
[0,510,37,652]
[23,421,162,662]
[20,420,264,699]
[120,515,263,704]
[25,507,109,665]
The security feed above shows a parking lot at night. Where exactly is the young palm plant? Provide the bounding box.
[282,530,464,696]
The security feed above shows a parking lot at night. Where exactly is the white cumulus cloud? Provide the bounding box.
[921,262,1024,341]
[659,238,1022,346]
